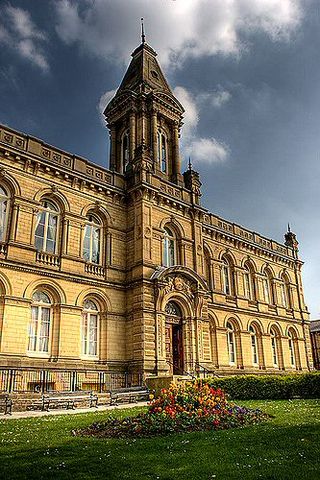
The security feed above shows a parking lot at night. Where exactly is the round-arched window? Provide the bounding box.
[0,186,9,242]
[249,325,258,365]
[28,290,52,353]
[226,321,236,364]
[163,227,176,267]
[35,199,59,254]
[83,213,102,264]
[82,299,99,356]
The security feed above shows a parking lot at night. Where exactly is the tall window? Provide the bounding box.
[122,131,129,172]
[222,258,232,295]
[35,199,59,254]
[204,248,212,290]
[281,274,291,308]
[270,328,278,367]
[0,186,9,242]
[83,214,101,264]
[249,325,258,365]
[82,299,99,357]
[263,270,273,304]
[28,291,51,353]
[226,321,236,364]
[157,131,167,173]
[244,263,255,300]
[163,227,176,267]
[288,330,296,367]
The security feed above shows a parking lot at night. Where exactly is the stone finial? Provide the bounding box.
[284,224,299,249]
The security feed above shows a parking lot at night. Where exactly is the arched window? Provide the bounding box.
[165,301,182,317]
[82,299,99,357]
[122,131,130,172]
[28,291,51,353]
[270,327,279,367]
[263,269,274,305]
[280,274,291,309]
[157,131,167,173]
[226,321,236,364]
[0,186,9,242]
[249,325,258,366]
[288,330,295,367]
[204,247,213,290]
[244,263,255,301]
[222,257,233,296]
[83,213,101,264]
[35,199,59,254]
[163,227,176,267]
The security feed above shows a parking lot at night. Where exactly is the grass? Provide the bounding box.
[0,400,320,479]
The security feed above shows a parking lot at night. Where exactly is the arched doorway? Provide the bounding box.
[165,301,184,375]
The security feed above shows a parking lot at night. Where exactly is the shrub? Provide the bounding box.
[202,373,320,400]
[77,380,270,438]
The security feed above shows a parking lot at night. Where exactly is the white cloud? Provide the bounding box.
[0,4,48,72]
[173,85,230,165]
[198,89,232,109]
[54,0,302,68]
[97,89,117,124]
[185,137,229,164]
[173,86,199,138]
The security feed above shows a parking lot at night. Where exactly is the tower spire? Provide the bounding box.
[141,17,146,44]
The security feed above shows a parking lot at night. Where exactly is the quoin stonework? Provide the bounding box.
[0,38,313,393]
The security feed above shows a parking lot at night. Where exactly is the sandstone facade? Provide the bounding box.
[0,40,313,392]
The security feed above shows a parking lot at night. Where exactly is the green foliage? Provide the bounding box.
[202,373,320,399]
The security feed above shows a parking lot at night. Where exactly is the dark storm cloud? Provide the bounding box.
[0,0,319,317]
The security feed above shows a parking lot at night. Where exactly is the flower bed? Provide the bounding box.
[77,380,270,438]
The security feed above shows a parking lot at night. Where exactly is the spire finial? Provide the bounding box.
[141,17,146,44]
[188,157,192,170]
[288,222,291,233]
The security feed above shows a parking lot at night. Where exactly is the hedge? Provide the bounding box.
[201,373,320,400]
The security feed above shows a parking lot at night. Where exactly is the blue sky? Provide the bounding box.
[0,0,319,318]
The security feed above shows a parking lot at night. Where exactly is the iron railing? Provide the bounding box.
[0,368,143,394]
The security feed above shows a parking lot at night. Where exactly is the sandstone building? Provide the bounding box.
[0,39,313,393]
[310,320,320,369]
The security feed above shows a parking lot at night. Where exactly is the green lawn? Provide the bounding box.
[0,400,319,480]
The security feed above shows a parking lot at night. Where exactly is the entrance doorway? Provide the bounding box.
[165,301,184,375]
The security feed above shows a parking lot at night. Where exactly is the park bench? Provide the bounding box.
[0,394,12,415]
[41,391,98,411]
[109,385,153,406]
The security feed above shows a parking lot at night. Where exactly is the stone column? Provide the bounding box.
[109,124,117,171]
[173,122,181,178]
[151,110,158,169]
[129,111,136,161]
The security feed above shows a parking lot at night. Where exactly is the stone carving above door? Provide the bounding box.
[163,275,195,300]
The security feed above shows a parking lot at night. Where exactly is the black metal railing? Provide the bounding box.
[0,368,143,394]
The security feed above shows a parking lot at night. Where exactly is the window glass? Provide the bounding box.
[163,227,176,267]
[226,321,236,364]
[0,186,9,242]
[288,331,295,366]
[122,132,129,172]
[249,325,258,365]
[270,328,278,366]
[28,290,51,353]
[82,299,99,356]
[222,260,231,295]
[35,200,59,253]
[83,214,101,264]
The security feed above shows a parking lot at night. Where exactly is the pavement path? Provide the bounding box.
[1,401,149,420]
